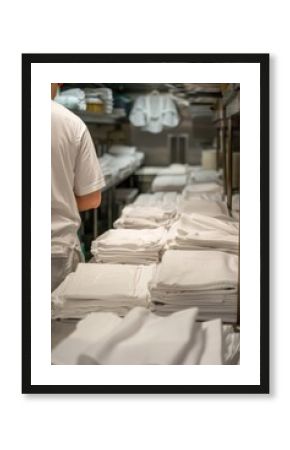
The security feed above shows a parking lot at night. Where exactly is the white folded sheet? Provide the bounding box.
[152,250,238,290]
[177,197,229,218]
[114,205,176,229]
[52,263,156,319]
[182,182,223,201]
[166,213,239,254]
[134,192,180,209]
[149,250,238,322]
[151,175,187,193]
[51,307,224,365]
[91,227,167,264]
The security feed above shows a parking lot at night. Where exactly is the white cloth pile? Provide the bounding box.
[157,163,189,175]
[55,88,86,111]
[114,205,176,229]
[99,153,118,181]
[99,152,144,183]
[166,213,239,254]
[52,263,156,319]
[182,182,223,201]
[149,250,238,322]
[130,92,179,133]
[177,197,229,218]
[188,168,221,184]
[51,307,225,365]
[84,87,113,114]
[134,192,180,209]
[151,174,187,193]
[91,227,167,264]
[108,145,137,156]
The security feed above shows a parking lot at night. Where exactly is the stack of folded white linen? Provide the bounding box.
[166,213,239,254]
[99,153,118,181]
[84,87,113,114]
[99,152,144,183]
[52,263,156,319]
[51,306,226,365]
[149,250,238,322]
[55,88,86,111]
[114,205,177,229]
[108,145,137,156]
[157,163,189,175]
[91,227,167,264]
[134,191,180,209]
[177,197,229,219]
[182,182,223,201]
[151,174,187,193]
[188,168,222,184]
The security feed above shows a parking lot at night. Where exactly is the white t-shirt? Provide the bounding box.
[51,101,105,253]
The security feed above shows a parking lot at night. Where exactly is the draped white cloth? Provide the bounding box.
[91,227,167,264]
[52,263,156,319]
[51,306,224,365]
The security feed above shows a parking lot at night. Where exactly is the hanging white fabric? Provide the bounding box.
[129,91,179,133]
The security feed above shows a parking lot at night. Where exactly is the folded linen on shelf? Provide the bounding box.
[134,192,180,209]
[177,197,229,218]
[157,164,189,175]
[182,182,223,201]
[166,213,239,254]
[114,205,177,229]
[151,174,187,193]
[51,306,224,365]
[108,145,137,156]
[52,263,156,319]
[55,88,86,111]
[188,168,221,184]
[149,250,238,322]
[91,227,167,264]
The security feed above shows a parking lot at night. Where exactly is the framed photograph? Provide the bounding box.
[22,53,269,394]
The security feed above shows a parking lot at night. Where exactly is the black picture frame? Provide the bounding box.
[22,53,269,394]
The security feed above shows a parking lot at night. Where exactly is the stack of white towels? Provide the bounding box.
[166,213,239,254]
[181,182,223,201]
[51,306,229,365]
[91,227,167,264]
[149,250,238,323]
[177,197,229,218]
[84,87,113,114]
[134,192,180,209]
[99,151,144,183]
[114,205,176,229]
[55,88,86,111]
[188,168,222,184]
[151,174,188,193]
[52,263,156,319]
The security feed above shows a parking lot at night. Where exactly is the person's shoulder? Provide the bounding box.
[51,100,86,129]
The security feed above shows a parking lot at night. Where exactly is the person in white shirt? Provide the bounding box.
[51,83,105,291]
